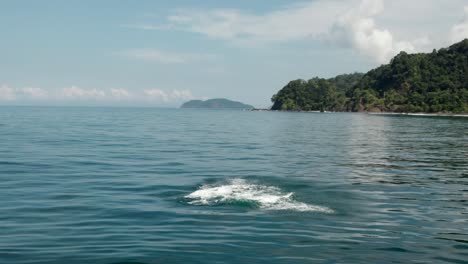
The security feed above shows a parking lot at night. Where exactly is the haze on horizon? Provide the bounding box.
[0,0,467,108]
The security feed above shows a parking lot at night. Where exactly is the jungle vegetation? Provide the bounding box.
[271,39,468,113]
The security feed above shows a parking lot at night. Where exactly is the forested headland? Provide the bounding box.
[181,98,254,109]
[271,39,468,113]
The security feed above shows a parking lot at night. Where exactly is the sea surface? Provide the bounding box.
[0,106,467,264]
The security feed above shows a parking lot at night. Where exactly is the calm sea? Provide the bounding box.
[0,106,467,264]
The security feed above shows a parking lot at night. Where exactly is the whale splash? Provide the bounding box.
[185,179,333,213]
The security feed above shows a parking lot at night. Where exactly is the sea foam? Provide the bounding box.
[185,179,333,213]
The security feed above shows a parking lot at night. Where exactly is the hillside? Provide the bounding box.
[181,99,254,109]
[271,39,468,113]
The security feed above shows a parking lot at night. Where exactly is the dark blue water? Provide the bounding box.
[0,106,467,264]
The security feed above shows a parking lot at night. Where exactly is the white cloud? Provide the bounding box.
[60,86,106,99]
[147,1,351,43]
[123,24,175,31]
[144,89,169,101]
[0,85,16,101]
[171,89,193,100]
[136,0,467,63]
[20,87,48,99]
[328,0,421,63]
[118,49,216,64]
[144,89,193,102]
[0,85,198,105]
[451,6,468,43]
[110,88,131,99]
[140,0,421,62]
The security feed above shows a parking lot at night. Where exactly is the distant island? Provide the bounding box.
[271,39,468,113]
[181,98,254,109]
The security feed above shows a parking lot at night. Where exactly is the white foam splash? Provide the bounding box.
[185,179,333,213]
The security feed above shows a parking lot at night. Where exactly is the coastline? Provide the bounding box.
[367,112,468,117]
[251,108,468,117]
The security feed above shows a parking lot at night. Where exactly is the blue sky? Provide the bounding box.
[0,0,467,107]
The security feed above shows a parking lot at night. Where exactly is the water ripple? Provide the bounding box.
[0,107,467,263]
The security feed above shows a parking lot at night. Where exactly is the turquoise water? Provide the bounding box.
[0,106,467,264]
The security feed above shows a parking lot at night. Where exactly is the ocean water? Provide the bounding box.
[0,106,467,264]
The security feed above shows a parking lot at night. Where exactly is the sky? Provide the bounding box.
[0,0,467,108]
